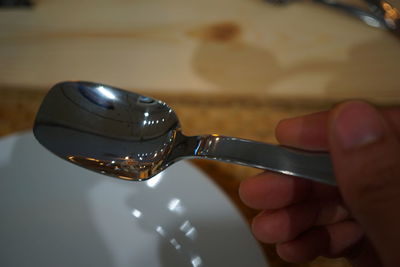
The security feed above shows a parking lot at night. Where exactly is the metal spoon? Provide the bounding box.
[33,81,335,185]
[264,0,400,36]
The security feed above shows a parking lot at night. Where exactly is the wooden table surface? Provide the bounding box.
[1,0,400,102]
[0,89,360,267]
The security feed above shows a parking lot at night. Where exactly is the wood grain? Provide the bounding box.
[1,0,400,101]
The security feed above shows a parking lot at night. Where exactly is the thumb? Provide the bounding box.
[329,100,400,267]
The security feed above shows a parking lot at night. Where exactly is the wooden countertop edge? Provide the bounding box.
[1,86,399,108]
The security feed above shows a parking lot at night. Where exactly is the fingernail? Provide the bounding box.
[334,101,384,150]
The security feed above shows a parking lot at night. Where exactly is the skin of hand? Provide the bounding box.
[239,100,400,267]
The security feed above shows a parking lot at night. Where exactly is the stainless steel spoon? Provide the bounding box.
[33,81,335,185]
[264,0,400,36]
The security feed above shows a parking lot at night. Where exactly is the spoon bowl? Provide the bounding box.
[34,81,336,185]
[34,81,180,180]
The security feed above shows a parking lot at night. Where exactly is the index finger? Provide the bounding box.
[275,106,400,151]
[275,111,329,151]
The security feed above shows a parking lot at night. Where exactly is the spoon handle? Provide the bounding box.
[193,135,335,185]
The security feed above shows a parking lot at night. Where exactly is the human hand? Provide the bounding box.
[239,101,400,266]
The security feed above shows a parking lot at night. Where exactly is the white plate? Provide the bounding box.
[0,132,268,267]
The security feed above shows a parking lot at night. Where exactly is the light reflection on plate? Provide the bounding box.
[0,132,268,267]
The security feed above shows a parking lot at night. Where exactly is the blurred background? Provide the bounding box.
[1,0,399,266]
[1,0,400,100]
